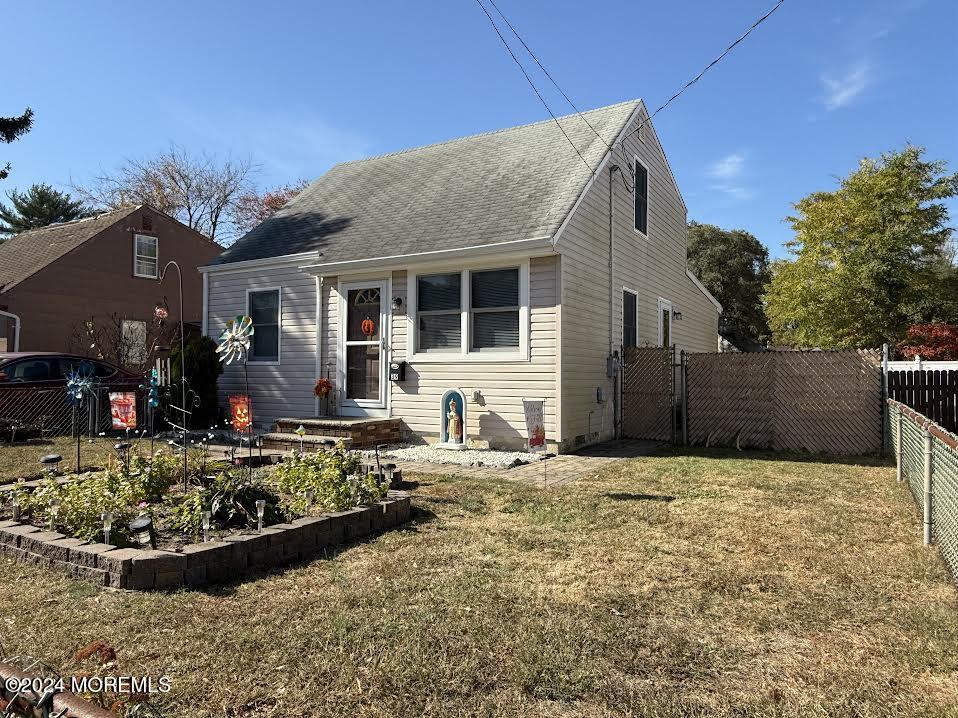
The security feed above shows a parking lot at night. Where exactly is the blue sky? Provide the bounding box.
[4,0,956,258]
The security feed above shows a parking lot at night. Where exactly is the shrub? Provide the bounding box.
[272,449,386,515]
[171,335,224,429]
[167,467,283,535]
[29,474,136,543]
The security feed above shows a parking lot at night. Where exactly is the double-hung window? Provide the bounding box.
[417,273,462,352]
[634,159,649,235]
[248,289,281,362]
[471,268,519,351]
[413,264,526,359]
[133,234,158,278]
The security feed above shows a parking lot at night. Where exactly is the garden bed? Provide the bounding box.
[0,446,410,589]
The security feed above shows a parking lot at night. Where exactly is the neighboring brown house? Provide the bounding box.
[0,205,222,358]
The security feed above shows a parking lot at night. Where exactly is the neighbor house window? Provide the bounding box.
[248,289,280,362]
[634,159,648,235]
[417,273,462,352]
[121,319,147,366]
[133,234,158,278]
[471,268,519,351]
[658,297,672,348]
[623,289,638,348]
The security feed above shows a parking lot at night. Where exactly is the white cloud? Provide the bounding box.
[821,62,871,110]
[705,152,753,200]
[706,152,745,180]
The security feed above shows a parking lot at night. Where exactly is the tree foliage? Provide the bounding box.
[897,323,958,361]
[687,221,771,350]
[0,107,33,181]
[171,335,224,429]
[0,183,91,235]
[72,144,257,244]
[232,179,309,233]
[765,146,958,349]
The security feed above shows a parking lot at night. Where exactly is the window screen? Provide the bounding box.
[417,273,461,352]
[471,268,519,350]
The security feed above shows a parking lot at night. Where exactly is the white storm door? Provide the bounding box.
[339,280,388,411]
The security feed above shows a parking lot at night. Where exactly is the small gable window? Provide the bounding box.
[133,234,158,278]
[634,159,649,235]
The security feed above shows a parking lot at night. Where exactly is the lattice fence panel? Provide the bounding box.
[684,350,882,454]
[621,347,673,442]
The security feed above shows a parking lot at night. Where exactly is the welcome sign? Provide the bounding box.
[522,398,546,453]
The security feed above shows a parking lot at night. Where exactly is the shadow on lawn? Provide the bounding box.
[605,492,675,502]
[662,446,894,469]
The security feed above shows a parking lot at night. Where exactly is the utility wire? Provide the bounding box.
[473,0,596,175]
[621,0,786,145]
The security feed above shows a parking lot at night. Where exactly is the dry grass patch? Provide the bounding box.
[0,449,956,717]
[0,436,120,483]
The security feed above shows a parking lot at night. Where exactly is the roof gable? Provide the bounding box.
[0,206,140,292]
[215,99,642,266]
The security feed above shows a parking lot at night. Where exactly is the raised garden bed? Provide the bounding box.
[0,492,409,590]
[0,446,411,589]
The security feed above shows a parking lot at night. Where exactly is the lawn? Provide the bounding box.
[1,449,956,717]
[0,436,125,483]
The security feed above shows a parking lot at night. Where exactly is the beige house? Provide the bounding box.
[202,99,720,452]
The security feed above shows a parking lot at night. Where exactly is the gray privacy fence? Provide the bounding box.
[888,399,958,581]
[684,350,883,454]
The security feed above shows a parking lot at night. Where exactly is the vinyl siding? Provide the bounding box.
[386,256,559,450]
[557,106,719,447]
[206,265,317,427]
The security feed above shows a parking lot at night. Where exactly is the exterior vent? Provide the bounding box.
[142,215,153,231]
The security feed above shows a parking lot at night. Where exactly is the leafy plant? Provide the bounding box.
[272,449,384,515]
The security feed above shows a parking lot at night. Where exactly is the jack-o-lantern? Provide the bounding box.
[361,317,376,337]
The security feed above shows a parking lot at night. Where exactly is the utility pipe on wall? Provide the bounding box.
[0,309,21,351]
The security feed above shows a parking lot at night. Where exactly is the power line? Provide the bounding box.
[485,0,614,154]
[472,0,596,175]
[621,0,786,145]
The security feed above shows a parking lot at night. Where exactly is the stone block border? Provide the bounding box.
[0,492,410,590]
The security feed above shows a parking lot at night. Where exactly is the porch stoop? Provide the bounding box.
[263,417,402,451]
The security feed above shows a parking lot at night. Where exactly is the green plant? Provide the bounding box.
[171,335,224,429]
[28,474,136,543]
[166,467,282,535]
[272,449,382,515]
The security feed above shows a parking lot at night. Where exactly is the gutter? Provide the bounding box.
[0,309,21,351]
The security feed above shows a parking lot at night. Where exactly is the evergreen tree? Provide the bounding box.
[0,107,33,181]
[0,183,92,236]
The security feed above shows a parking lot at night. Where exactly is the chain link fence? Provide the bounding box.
[888,399,958,581]
[0,384,146,441]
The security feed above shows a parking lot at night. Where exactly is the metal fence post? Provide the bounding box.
[923,429,934,546]
[896,408,903,483]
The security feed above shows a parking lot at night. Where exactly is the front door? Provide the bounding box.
[340,280,388,413]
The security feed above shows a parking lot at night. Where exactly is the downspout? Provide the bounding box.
[0,309,21,351]
[609,165,622,439]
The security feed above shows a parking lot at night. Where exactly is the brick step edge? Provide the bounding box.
[0,492,411,591]
[0,660,114,718]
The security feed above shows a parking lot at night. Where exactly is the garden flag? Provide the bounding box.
[230,395,253,432]
[522,398,546,452]
[109,392,137,430]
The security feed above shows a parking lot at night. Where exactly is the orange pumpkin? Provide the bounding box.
[361,318,376,337]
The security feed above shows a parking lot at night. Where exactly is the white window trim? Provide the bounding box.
[657,297,673,348]
[633,156,649,238]
[407,258,530,363]
[133,234,159,279]
[622,286,639,348]
[336,278,390,413]
[246,287,282,365]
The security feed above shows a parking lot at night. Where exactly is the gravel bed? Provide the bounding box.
[363,444,545,469]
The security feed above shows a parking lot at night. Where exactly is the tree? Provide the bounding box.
[0,183,91,235]
[232,179,309,233]
[687,221,771,350]
[897,323,958,361]
[765,146,958,349]
[72,144,257,244]
[1,107,33,181]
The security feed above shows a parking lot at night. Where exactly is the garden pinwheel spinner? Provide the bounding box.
[217,315,254,365]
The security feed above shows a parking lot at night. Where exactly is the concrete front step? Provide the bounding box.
[260,432,353,453]
[271,417,402,449]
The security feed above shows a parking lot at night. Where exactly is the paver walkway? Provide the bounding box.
[396,439,664,488]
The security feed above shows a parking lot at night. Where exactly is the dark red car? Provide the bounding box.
[0,353,143,436]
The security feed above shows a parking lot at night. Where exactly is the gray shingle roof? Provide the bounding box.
[0,206,140,292]
[214,99,641,266]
